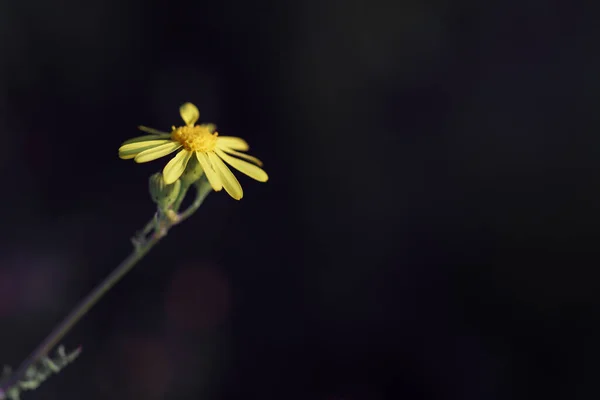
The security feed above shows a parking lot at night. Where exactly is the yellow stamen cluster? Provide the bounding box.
[171,125,218,152]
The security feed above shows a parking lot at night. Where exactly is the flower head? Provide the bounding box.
[118,103,268,200]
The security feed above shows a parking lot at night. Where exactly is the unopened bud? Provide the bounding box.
[149,173,181,210]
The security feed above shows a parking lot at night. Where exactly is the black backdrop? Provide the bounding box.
[1,0,600,399]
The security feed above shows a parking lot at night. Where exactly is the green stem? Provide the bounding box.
[7,233,159,387]
[178,178,212,222]
[0,177,212,393]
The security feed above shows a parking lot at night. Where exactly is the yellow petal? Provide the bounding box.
[122,135,171,146]
[138,126,171,135]
[134,142,182,163]
[216,143,263,166]
[217,136,249,151]
[196,152,223,191]
[216,148,268,182]
[162,149,192,184]
[209,152,243,200]
[180,102,199,126]
[119,139,171,159]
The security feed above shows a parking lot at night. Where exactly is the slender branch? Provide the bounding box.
[0,176,212,394]
[178,178,213,223]
[0,230,159,393]
[171,181,191,213]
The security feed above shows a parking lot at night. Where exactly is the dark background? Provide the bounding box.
[1,0,600,399]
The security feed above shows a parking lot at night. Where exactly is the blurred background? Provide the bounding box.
[1,0,599,399]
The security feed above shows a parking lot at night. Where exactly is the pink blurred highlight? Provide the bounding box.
[0,252,69,317]
[165,263,232,332]
[119,335,173,398]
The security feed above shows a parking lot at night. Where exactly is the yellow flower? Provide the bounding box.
[118,103,268,200]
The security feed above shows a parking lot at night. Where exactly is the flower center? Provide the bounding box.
[171,125,218,152]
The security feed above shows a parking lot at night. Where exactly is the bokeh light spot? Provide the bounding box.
[165,263,232,332]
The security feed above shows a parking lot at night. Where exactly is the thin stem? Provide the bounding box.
[2,231,159,392]
[0,177,212,393]
[178,178,212,222]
